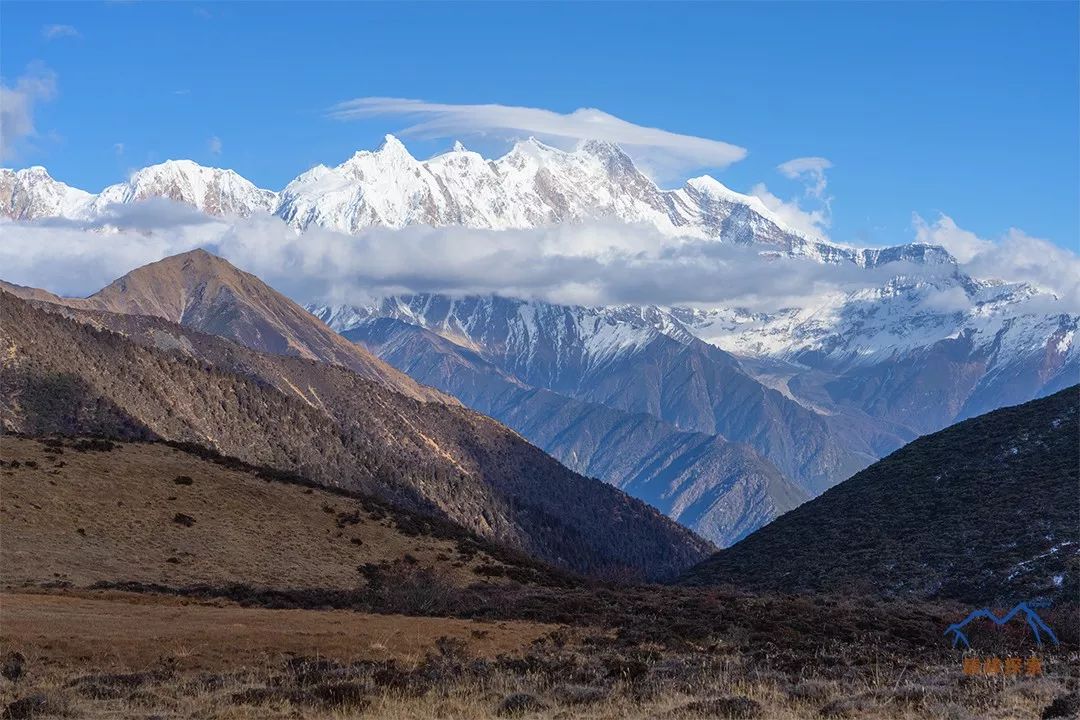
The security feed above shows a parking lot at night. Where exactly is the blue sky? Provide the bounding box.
[2,1,1077,251]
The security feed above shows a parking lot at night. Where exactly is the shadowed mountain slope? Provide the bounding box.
[681,387,1080,604]
[347,316,807,546]
[315,296,879,497]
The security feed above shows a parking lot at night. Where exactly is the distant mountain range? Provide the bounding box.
[338,312,810,546]
[681,387,1080,605]
[3,136,1076,546]
[675,275,1078,433]
[1,134,957,265]
[311,286,1075,545]
[0,252,711,580]
[312,297,871,545]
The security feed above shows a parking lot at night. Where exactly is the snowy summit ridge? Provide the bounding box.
[4,135,879,264]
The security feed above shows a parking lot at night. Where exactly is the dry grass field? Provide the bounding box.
[1,587,1076,719]
[1,436,1077,719]
[0,592,558,671]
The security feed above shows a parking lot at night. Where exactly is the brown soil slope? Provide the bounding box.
[0,436,563,592]
[0,592,557,672]
[1,249,444,403]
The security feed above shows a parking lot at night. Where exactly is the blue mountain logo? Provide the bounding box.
[944,602,1059,649]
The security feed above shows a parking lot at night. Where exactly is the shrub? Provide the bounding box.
[673,697,763,719]
[497,692,548,716]
[307,681,369,709]
[71,439,117,452]
[820,695,877,718]
[474,563,506,578]
[3,694,55,719]
[335,510,362,527]
[1,652,26,683]
[172,513,196,527]
[1043,693,1080,720]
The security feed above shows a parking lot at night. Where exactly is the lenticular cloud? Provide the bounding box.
[327,98,748,182]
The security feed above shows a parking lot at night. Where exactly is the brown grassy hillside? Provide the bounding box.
[0,435,565,593]
[0,292,711,580]
[1,436,1076,720]
[2,249,444,403]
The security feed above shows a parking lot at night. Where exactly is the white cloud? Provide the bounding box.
[967,229,1080,306]
[0,217,212,297]
[778,156,832,199]
[917,285,974,313]
[912,212,989,263]
[2,198,1074,318]
[42,24,80,40]
[208,136,222,155]
[326,98,747,183]
[0,63,58,162]
[748,156,835,242]
[914,213,1080,305]
[0,206,951,313]
[750,183,831,241]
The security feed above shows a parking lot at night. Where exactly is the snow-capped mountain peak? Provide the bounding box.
[507,135,559,155]
[341,133,418,173]
[1,166,94,220]
[0,136,993,274]
[578,138,636,168]
[11,166,54,182]
[1,137,839,249]
[378,132,410,154]
[88,159,277,218]
[683,175,784,229]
